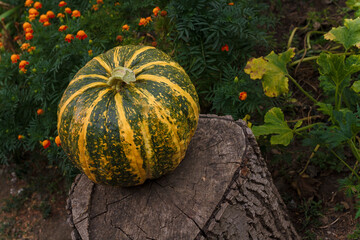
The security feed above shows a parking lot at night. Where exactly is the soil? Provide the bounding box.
[0,1,359,239]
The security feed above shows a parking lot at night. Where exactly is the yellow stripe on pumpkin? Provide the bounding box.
[57,82,108,131]
[68,74,109,87]
[124,46,154,68]
[133,87,184,169]
[135,74,200,118]
[78,89,111,183]
[114,93,147,183]
[133,61,187,76]
[94,56,112,74]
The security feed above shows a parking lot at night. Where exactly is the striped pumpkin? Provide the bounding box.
[57,45,200,186]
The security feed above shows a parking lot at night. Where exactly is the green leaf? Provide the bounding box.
[351,80,360,93]
[244,48,295,97]
[316,102,333,117]
[0,5,21,21]
[252,107,294,146]
[294,120,303,129]
[324,18,360,50]
[317,53,360,97]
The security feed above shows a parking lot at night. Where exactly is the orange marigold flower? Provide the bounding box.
[25,33,34,40]
[0,42,3,49]
[153,6,160,16]
[25,27,34,33]
[76,30,87,40]
[39,14,48,23]
[239,91,247,101]
[25,0,34,7]
[160,10,167,17]
[19,60,29,69]
[55,136,61,147]
[21,43,30,50]
[37,108,44,115]
[28,14,37,21]
[57,13,65,18]
[28,8,39,16]
[88,49,93,56]
[58,1,67,7]
[20,68,27,73]
[33,1,42,9]
[221,44,229,52]
[65,34,74,43]
[28,46,36,53]
[122,24,129,31]
[11,54,20,63]
[72,10,81,17]
[43,21,51,26]
[114,2,120,6]
[13,36,21,41]
[65,7,71,14]
[228,2,234,5]
[42,139,51,149]
[116,35,123,42]
[139,18,147,26]
[58,25,68,32]
[151,41,157,47]
[97,0,103,4]
[92,4,99,11]
[18,135,24,140]
[46,10,55,18]
[23,22,32,30]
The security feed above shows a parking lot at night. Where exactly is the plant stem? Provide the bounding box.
[287,74,318,104]
[294,122,322,133]
[330,148,360,181]
[299,144,320,176]
[289,56,319,67]
[286,115,322,123]
[349,139,360,173]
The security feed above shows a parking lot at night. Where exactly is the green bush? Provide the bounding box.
[168,0,276,117]
[0,0,168,178]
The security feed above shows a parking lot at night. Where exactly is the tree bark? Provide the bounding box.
[66,114,300,240]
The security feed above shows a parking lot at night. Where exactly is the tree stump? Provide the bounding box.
[66,115,300,240]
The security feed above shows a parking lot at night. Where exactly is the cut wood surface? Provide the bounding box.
[66,114,300,240]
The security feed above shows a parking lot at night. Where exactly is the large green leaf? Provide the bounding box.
[317,53,360,96]
[324,18,360,50]
[252,107,295,146]
[244,48,295,97]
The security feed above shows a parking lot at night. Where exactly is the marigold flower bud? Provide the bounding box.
[19,60,29,69]
[39,14,48,23]
[33,2,42,9]
[58,25,68,32]
[23,22,32,30]
[58,1,67,7]
[122,24,129,31]
[46,11,55,18]
[29,8,39,16]
[11,54,20,63]
[72,10,81,17]
[42,139,51,149]
[55,136,61,147]
[221,44,229,52]
[37,108,44,115]
[25,32,34,40]
[65,7,72,14]
[76,30,88,40]
[25,0,34,7]
[153,7,160,16]
[239,91,247,101]
[65,34,74,43]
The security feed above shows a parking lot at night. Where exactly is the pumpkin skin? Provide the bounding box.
[57,45,199,186]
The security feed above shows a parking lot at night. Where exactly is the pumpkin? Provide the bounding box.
[57,45,200,186]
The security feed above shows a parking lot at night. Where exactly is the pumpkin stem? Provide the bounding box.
[107,66,136,90]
